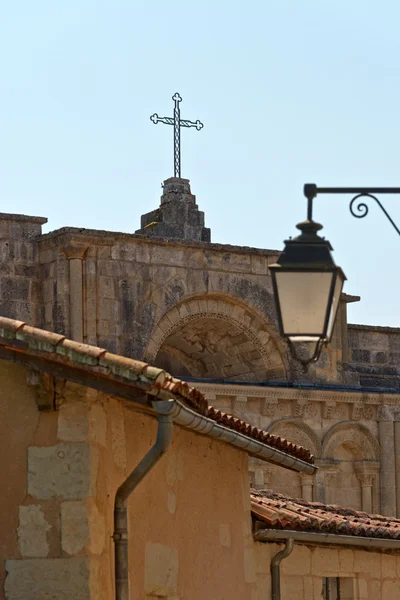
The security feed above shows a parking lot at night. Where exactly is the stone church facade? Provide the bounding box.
[2,177,400,518]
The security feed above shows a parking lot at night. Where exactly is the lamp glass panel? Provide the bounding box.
[326,271,345,339]
[275,271,334,336]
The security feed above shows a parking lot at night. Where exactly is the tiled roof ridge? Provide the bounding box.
[251,489,400,540]
[0,316,314,466]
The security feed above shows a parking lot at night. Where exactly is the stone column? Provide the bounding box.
[300,474,314,502]
[314,460,338,504]
[358,474,373,513]
[355,461,380,514]
[378,406,396,516]
[62,243,88,342]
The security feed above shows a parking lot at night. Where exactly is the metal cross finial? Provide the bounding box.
[150,93,204,178]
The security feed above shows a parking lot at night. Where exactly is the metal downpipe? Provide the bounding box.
[271,538,294,600]
[113,401,174,600]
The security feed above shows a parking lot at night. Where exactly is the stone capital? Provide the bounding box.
[261,398,278,417]
[354,460,380,483]
[300,473,314,485]
[233,395,247,413]
[294,399,307,418]
[377,405,398,422]
[62,242,89,260]
[357,473,374,487]
[323,401,336,419]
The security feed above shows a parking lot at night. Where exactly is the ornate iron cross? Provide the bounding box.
[150,93,204,178]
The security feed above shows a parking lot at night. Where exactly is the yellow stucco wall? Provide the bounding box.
[0,362,58,600]
[1,361,400,600]
[95,396,255,599]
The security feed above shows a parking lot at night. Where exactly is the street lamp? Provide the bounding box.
[269,183,400,368]
[269,217,345,367]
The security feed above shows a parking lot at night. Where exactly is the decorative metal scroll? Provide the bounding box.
[349,193,400,237]
[150,93,204,178]
[303,184,400,238]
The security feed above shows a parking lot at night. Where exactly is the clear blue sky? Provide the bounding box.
[0,1,399,326]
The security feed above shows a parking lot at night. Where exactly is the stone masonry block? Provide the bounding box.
[5,557,90,600]
[28,443,94,499]
[351,349,371,363]
[17,505,51,558]
[144,543,178,597]
[1,278,30,301]
[58,402,89,442]
[354,549,380,577]
[61,501,89,555]
[281,545,311,576]
[311,547,339,575]
[382,580,399,599]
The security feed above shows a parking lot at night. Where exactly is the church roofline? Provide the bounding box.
[0,212,47,224]
[37,226,280,256]
[348,323,400,333]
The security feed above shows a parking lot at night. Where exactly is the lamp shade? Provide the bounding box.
[269,220,346,348]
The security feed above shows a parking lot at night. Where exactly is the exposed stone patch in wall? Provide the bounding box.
[111,402,126,471]
[17,505,51,558]
[5,557,90,600]
[144,543,179,598]
[57,401,89,442]
[88,403,107,447]
[28,443,92,500]
[61,501,89,555]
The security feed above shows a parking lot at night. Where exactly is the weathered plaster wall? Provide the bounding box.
[2,363,399,600]
[0,366,259,599]
[253,541,400,600]
[0,362,58,599]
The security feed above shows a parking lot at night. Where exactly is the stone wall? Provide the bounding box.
[0,214,46,326]
[198,382,393,515]
[37,228,348,384]
[348,324,400,389]
[254,541,400,600]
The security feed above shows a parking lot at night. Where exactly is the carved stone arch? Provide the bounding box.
[322,421,380,460]
[145,294,289,381]
[268,418,322,458]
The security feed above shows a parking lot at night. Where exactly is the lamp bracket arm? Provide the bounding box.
[303,185,400,238]
[349,193,400,237]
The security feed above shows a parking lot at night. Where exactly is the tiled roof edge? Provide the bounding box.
[0,316,314,466]
[251,489,400,541]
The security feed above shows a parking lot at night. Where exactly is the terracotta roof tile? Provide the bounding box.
[251,489,400,540]
[206,407,314,464]
[0,316,314,466]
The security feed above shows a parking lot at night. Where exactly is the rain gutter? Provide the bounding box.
[254,528,400,550]
[271,538,294,600]
[162,399,316,474]
[113,400,173,600]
